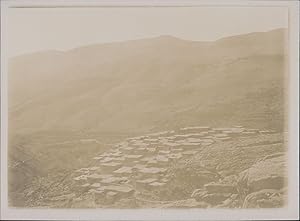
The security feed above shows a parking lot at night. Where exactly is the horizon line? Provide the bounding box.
[10,27,286,59]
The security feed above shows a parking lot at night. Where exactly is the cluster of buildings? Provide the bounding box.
[72,126,276,204]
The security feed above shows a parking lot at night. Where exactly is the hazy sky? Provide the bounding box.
[6,6,288,57]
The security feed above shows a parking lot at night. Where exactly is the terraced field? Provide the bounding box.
[26,125,286,208]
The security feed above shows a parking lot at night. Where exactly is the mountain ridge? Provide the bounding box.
[10,28,286,60]
[8,28,287,135]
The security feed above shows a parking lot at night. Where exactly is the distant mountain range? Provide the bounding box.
[8,28,287,135]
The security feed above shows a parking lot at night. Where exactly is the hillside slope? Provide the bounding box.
[7,28,288,208]
[8,28,287,134]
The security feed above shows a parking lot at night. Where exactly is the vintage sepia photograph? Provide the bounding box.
[1,0,299,220]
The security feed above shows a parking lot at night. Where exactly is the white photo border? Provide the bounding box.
[1,0,299,220]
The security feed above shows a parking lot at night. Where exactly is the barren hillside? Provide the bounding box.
[9,28,287,134]
[8,29,288,208]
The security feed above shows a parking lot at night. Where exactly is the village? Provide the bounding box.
[71,126,276,205]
